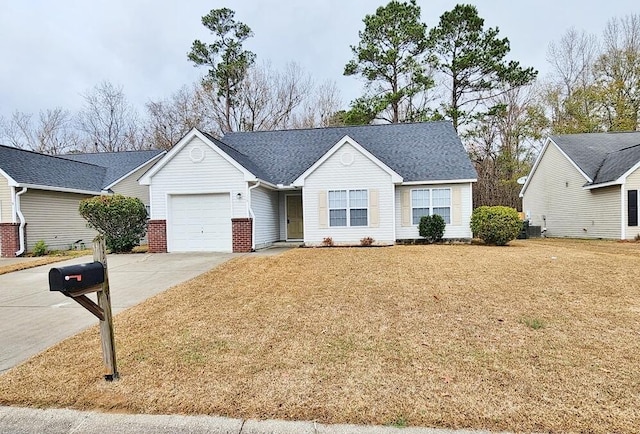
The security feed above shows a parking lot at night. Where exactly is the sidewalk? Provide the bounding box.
[0,406,494,434]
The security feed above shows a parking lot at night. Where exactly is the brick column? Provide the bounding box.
[147,220,167,253]
[0,223,20,258]
[232,218,253,253]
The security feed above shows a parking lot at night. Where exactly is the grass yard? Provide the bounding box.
[0,240,639,433]
[0,250,92,276]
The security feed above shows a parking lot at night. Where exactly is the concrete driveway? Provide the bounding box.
[0,252,235,373]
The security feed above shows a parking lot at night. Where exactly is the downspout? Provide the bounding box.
[15,187,27,256]
[247,181,261,251]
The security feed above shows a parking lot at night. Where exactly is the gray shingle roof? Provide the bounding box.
[551,132,640,185]
[0,145,106,192]
[201,132,272,181]
[61,150,164,187]
[0,146,163,192]
[220,121,476,184]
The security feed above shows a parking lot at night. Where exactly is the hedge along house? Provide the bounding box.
[140,122,477,253]
[0,146,164,257]
[520,132,640,239]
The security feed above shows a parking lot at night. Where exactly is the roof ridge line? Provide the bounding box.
[591,142,640,185]
[613,142,640,152]
[220,120,451,135]
[0,144,107,170]
[61,149,161,156]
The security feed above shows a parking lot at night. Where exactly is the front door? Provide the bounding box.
[286,195,303,240]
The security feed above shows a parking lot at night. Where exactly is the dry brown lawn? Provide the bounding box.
[0,250,91,276]
[1,240,639,433]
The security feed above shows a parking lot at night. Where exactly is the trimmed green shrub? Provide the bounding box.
[418,214,446,243]
[79,195,148,253]
[33,240,48,256]
[470,206,521,246]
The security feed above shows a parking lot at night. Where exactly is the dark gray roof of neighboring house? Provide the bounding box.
[551,132,640,185]
[0,146,163,192]
[220,121,476,184]
[0,145,106,192]
[60,149,164,187]
[594,144,640,184]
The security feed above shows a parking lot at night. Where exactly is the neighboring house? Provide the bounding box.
[0,146,164,257]
[520,132,640,239]
[140,121,477,253]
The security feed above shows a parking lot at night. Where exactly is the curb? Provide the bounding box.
[0,406,497,434]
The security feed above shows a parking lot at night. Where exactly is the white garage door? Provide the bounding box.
[168,193,232,252]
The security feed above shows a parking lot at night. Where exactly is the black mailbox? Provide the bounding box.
[49,261,105,295]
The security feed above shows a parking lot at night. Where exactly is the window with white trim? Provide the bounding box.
[411,188,451,224]
[328,189,368,227]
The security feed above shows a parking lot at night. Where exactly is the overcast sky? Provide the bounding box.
[1,0,637,121]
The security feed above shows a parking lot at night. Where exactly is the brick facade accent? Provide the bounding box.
[147,220,167,253]
[0,223,21,258]
[232,218,253,253]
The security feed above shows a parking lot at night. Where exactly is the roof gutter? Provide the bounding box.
[582,180,622,190]
[14,187,27,256]
[401,178,477,186]
[14,183,104,196]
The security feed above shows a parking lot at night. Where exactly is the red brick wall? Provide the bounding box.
[0,223,20,257]
[232,218,253,253]
[147,220,167,253]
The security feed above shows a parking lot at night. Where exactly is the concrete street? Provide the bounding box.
[0,406,491,434]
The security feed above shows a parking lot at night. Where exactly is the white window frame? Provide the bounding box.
[328,189,369,227]
[411,188,452,225]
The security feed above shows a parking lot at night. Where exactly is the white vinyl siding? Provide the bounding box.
[523,141,620,239]
[20,190,98,252]
[110,159,158,206]
[303,142,395,245]
[147,136,248,221]
[0,176,12,222]
[251,186,279,249]
[396,183,472,239]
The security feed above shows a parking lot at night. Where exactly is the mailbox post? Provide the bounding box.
[48,235,118,381]
[93,236,118,381]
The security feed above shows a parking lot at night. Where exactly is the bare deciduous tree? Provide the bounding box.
[198,62,317,135]
[543,28,604,133]
[595,14,640,130]
[76,81,144,152]
[293,80,343,128]
[0,108,80,154]
[145,84,206,150]
[467,86,548,209]
[547,28,599,98]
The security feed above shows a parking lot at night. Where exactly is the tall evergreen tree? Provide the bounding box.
[428,4,537,132]
[344,0,433,123]
[188,8,256,132]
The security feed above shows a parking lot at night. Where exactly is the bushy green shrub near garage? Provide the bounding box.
[418,214,446,243]
[470,206,521,246]
[79,195,148,253]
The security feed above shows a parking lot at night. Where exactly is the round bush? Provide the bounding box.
[79,195,148,253]
[418,214,446,243]
[470,206,521,246]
